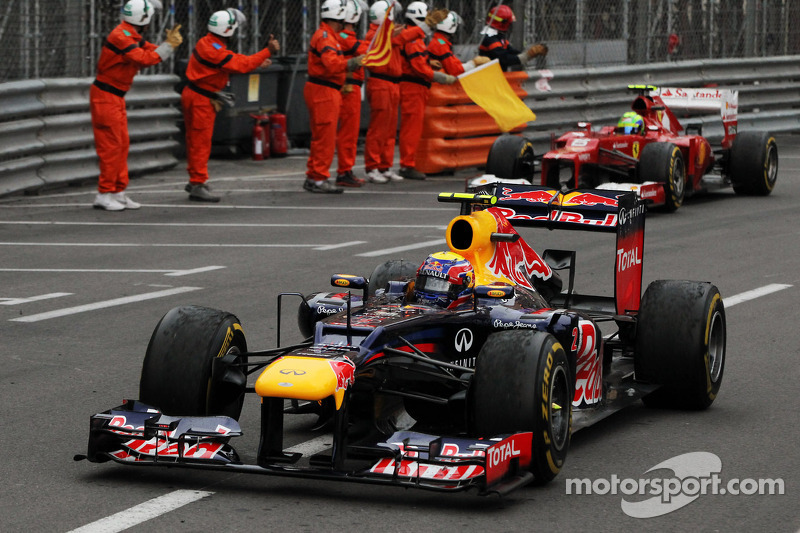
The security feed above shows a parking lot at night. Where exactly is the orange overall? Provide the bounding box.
[336,28,367,175]
[427,31,464,76]
[90,21,162,193]
[398,25,434,170]
[363,23,403,173]
[305,22,348,181]
[182,33,271,185]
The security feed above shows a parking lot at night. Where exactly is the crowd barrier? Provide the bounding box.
[415,56,800,174]
[0,75,180,197]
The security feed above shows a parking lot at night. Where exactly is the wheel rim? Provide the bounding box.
[549,364,570,451]
[707,310,725,383]
[766,144,778,187]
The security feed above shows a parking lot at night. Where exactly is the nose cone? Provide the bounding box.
[255,355,354,409]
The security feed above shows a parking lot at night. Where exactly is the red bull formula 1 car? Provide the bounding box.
[76,186,726,496]
[478,85,778,212]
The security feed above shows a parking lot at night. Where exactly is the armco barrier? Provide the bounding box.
[415,56,800,174]
[0,75,180,197]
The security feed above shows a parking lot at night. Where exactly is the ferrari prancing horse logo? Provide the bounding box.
[632,141,640,159]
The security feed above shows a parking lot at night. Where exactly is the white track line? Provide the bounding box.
[725,283,792,307]
[67,490,214,533]
[356,238,447,257]
[10,287,201,323]
[0,266,224,277]
[0,293,72,305]
[0,221,447,229]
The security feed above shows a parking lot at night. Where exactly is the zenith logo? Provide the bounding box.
[455,328,474,352]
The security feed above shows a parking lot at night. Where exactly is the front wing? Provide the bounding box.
[75,400,534,496]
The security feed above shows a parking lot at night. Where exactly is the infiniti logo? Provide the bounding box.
[455,328,473,352]
[279,369,306,375]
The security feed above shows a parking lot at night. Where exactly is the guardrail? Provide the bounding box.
[416,56,800,173]
[0,75,180,197]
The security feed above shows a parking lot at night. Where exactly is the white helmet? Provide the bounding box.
[405,1,428,28]
[321,0,347,21]
[369,0,402,23]
[208,8,246,38]
[436,11,461,34]
[121,0,162,26]
[344,0,366,24]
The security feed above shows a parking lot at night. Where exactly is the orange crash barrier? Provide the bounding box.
[416,72,530,174]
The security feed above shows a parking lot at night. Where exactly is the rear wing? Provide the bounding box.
[439,185,645,314]
[652,87,739,147]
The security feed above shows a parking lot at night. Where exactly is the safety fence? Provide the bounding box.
[416,55,800,173]
[0,75,179,196]
[4,0,800,83]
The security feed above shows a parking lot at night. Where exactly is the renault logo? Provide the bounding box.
[455,328,473,352]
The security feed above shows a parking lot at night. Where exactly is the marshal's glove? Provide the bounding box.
[165,24,183,48]
[424,8,449,29]
[347,56,364,71]
[214,91,236,108]
[472,56,491,66]
[432,71,457,85]
[526,43,549,58]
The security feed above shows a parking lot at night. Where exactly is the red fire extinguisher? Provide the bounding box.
[250,113,270,161]
[269,112,288,157]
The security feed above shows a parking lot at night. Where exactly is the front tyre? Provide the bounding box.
[469,331,572,485]
[367,259,418,297]
[140,305,248,419]
[638,142,685,212]
[634,281,726,410]
[485,134,536,182]
[729,131,778,195]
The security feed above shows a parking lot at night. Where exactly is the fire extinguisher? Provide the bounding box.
[250,113,270,161]
[269,112,288,157]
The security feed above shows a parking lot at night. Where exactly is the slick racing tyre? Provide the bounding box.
[485,134,536,182]
[638,142,685,212]
[634,280,726,410]
[140,305,248,419]
[367,259,418,297]
[469,330,572,485]
[729,131,778,195]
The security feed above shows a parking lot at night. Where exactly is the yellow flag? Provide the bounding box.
[458,59,536,132]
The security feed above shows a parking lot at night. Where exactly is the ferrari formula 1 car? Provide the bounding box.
[478,85,778,212]
[76,186,726,496]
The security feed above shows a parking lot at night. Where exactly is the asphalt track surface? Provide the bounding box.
[1,136,798,532]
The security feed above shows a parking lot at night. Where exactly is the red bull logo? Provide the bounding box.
[485,210,552,288]
[561,192,619,207]
[498,187,558,204]
[329,358,355,392]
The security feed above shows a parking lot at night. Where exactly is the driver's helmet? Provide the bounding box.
[415,251,475,308]
[616,111,645,135]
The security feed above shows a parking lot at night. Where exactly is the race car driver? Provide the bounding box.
[616,111,645,135]
[478,4,548,71]
[182,9,279,202]
[335,0,369,188]
[397,2,455,181]
[91,0,182,211]
[413,251,475,309]
[304,0,364,193]
[427,11,490,76]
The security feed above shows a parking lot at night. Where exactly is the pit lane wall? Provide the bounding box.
[415,56,800,174]
[0,75,179,197]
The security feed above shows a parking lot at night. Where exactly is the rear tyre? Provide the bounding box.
[469,331,572,485]
[367,259,418,297]
[485,134,536,182]
[634,280,726,410]
[729,131,778,195]
[140,305,248,419]
[638,142,685,212]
